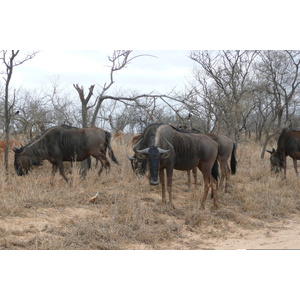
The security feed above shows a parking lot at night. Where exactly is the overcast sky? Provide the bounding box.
[13,50,194,95]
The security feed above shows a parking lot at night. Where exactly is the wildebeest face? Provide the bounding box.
[267,148,284,173]
[128,154,147,176]
[136,146,170,185]
[13,149,31,176]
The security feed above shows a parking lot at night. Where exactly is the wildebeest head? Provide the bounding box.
[266,148,285,173]
[128,153,147,176]
[13,147,32,176]
[136,146,170,185]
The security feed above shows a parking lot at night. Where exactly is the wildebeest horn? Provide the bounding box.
[132,138,143,151]
[136,148,150,155]
[266,148,275,154]
[126,154,135,161]
[157,148,170,154]
[137,148,170,155]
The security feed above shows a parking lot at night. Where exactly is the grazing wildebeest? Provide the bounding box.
[134,124,219,210]
[266,128,300,177]
[14,125,119,183]
[178,125,237,192]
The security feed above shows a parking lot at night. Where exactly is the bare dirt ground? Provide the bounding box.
[1,191,300,250]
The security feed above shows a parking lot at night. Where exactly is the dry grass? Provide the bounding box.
[0,139,300,249]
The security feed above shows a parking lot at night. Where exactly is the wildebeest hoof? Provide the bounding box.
[210,205,218,211]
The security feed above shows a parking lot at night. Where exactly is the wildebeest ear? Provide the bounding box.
[136,148,149,159]
[13,147,20,153]
[159,149,170,159]
[266,148,275,155]
[136,152,147,160]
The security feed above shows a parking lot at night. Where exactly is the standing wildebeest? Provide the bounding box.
[14,126,119,182]
[178,125,237,192]
[129,123,197,191]
[134,124,219,210]
[205,133,237,191]
[266,128,300,177]
[129,123,164,177]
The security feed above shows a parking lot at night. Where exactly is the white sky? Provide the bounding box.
[13,50,194,95]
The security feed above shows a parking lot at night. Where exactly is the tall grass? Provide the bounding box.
[0,139,299,249]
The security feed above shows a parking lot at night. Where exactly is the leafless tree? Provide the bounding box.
[0,50,38,174]
[188,50,258,140]
[73,50,169,129]
[254,50,300,157]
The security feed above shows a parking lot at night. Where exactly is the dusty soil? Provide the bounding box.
[1,203,300,250]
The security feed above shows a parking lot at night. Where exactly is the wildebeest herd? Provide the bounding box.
[10,124,300,210]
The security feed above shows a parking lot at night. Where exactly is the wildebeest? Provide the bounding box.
[129,123,164,177]
[14,125,119,182]
[133,124,219,210]
[178,125,237,192]
[205,133,236,191]
[266,128,300,177]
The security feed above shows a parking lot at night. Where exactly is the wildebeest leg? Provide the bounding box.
[91,152,111,176]
[186,168,197,192]
[200,179,210,209]
[210,175,218,209]
[186,170,191,192]
[57,163,69,183]
[96,159,105,176]
[199,164,218,210]
[218,157,230,192]
[192,167,197,186]
[293,158,298,176]
[283,156,287,178]
[159,169,166,204]
[51,164,58,185]
[166,167,174,209]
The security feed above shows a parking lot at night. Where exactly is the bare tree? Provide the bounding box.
[188,50,258,140]
[73,50,168,129]
[253,50,300,158]
[0,50,38,174]
[73,84,95,128]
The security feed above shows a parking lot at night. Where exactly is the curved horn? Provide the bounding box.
[266,148,276,155]
[157,148,170,154]
[126,154,135,161]
[13,146,23,153]
[136,148,150,155]
[132,137,143,151]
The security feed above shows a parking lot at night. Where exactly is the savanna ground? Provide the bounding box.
[1,137,300,250]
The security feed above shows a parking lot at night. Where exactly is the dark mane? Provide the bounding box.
[23,127,56,149]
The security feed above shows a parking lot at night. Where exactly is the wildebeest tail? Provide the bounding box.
[211,158,219,183]
[105,131,119,164]
[230,143,237,175]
